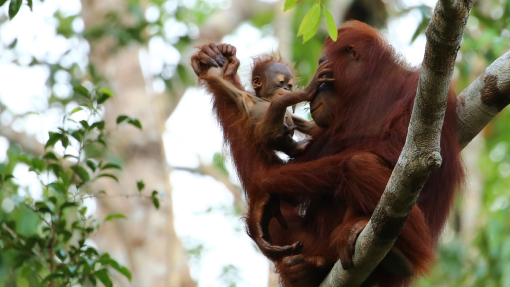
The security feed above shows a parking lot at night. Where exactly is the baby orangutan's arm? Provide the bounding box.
[203,64,257,114]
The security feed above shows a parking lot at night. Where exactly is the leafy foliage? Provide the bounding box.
[0,87,160,286]
[287,0,337,43]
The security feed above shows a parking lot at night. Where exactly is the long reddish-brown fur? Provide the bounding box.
[197,55,296,258]
[197,21,464,287]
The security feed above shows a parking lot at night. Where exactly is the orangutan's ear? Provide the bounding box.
[253,76,262,89]
[347,45,359,60]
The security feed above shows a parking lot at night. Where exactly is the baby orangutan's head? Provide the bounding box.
[252,55,295,101]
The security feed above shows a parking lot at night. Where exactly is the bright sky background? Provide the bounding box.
[0,0,440,286]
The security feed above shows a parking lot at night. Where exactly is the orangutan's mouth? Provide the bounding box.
[310,102,323,114]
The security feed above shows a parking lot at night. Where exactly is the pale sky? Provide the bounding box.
[0,0,436,286]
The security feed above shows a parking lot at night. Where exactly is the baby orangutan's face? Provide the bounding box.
[254,63,294,100]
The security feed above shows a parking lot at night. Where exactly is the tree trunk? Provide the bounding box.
[81,1,195,286]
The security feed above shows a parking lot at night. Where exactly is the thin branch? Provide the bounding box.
[320,0,475,286]
[457,50,510,149]
[172,161,244,210]
[0,124,44,156]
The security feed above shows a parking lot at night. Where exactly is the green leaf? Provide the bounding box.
[136,180,145,192]
[27,0,32,10]
[411,16,430,43]
[109,259,132,281]
[4,174,14,181]
[30,158,45,172]
[61,202,77,209]
[49,182,67,194]
[73,85,90,99]
[127,118,142,130]
[61,134,69,148]
[98,138,107,147]
[91,121,105,130]
[35,201,55,214]
[297,2,321,37]
[97,173,119,182]
[86,159,97,172]
[151,190,160,209]
[104,213,128,223]
[64,154,79,159]
[80,120,90,129]
[324,6,338,41]
[101,163,122,170]
[42,272,65,284]
[45,132,62,149]
[72,165,90,182]
[116,115,129,124]
[43,152,58,161]
[302,7,322,43]
[8,38,17,49]
[284,0,299,11]
[21,266,32,278]
[9,0,22,19]
[0,0,8,7]
[97,88,114,104]
[94,269,113,287]
[152,196,160,209]
[97,253,111,264]
[79,207,87,216]
[70,107,83,115]
[56,248,68,261]
[48,164,63,176]
[71,130,84,142]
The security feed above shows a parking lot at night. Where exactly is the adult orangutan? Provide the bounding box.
[192,21,464,287]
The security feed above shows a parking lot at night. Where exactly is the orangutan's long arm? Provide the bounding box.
[258,154,345,196]
[204,67,256,114]
[259,151,390,200]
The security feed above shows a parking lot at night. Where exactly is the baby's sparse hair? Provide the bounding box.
[251,53,296,85]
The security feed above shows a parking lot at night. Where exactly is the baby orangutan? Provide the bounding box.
[192,43,334,259]
[249,55,320,157]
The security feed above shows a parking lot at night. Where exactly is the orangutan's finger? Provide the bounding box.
[197,51,219,67]
[201,45,223,67]
[208,43,225,66]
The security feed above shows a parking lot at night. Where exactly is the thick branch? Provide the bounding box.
[457,50,510,148]
[320,1,474,286]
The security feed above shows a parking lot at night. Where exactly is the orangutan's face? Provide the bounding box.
[310,55,337,128]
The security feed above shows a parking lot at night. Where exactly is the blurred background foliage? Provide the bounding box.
[0,0,509,286]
